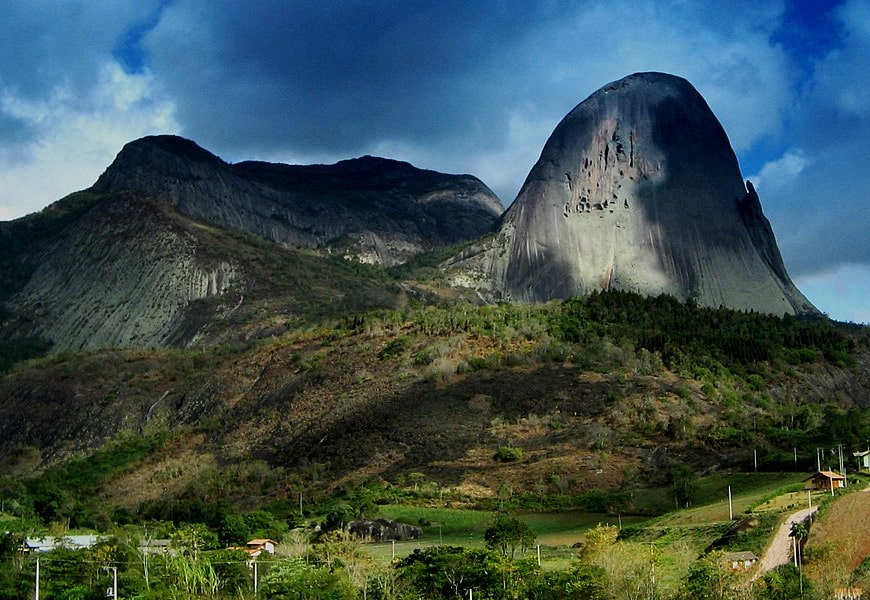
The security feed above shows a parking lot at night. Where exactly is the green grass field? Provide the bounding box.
[646,471,805,526]
[362,471,812,566]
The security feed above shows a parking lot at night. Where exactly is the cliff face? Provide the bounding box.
[449,72,816,315]
[4,192,242,351]
[94,136,504,266]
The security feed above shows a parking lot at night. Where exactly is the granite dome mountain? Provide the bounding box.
[449,72,816,316]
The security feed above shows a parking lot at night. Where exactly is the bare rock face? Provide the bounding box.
[6,192,242,351]
[449,72,816,315]
[94,136,503,266]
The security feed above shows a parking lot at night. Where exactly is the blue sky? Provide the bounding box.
[0,0,867,322]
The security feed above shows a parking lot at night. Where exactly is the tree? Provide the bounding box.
[524,565,608,600]
[484,515,536,559]
[758,564,811,600]
[171,522,217,559]
[668,463,697,508]
[397,546,503,599]
[580,524,619,559]
[679,552,740,600]
[260,557,355,600]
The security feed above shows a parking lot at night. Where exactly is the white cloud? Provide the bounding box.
[513,0,794,153]
[795,264,870,324]
[0,62,177,220]
[748,150,810,194]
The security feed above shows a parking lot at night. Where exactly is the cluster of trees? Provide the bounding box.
[0,514,841,599]
[551,290,860,371]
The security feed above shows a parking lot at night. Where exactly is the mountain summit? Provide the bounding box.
[450,72,816,315]
[95,135,503,266]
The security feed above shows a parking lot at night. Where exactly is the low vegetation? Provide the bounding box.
[0,286,867,597]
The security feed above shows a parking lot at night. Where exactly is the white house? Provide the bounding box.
[23,535,102,553]
[723,551,758,570]
[853,449,870,471]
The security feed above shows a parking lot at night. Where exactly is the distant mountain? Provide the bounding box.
[0,189,405,352]
[94,135,504,266]
[448,72,817,316]
[0,139,504,352]
[0,73,821,357]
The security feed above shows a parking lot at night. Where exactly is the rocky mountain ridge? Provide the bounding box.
[0,72,820,357]
[94,135,504,266]
[448,72,816,316]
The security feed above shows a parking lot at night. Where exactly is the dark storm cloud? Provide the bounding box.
[0,1,166,153]
[145,0,540,156]
[0,2,164,96]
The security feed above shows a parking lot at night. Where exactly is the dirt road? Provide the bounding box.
[754,506,818,577]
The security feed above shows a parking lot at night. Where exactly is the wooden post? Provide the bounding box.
[807,490,812,521]
[728,485,733,520]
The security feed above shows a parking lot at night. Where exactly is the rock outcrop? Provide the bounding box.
[449,72,817,315]
[347,519,423,541]
[94,136,503,266]
[5,191,243,351]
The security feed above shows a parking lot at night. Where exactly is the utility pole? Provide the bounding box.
[253,560,259,596]
[103,566,117,600]
[816,448,821,472]
[839,445,846,486]
[34,555,39,600]
[728,485,733,520]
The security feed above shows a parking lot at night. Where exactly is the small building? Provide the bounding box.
[245,539,276,557]
[723,551,758,570]
[854,449,870,471]
[23,535,102,553]
[803,470,846,491]
[140,539,172,555]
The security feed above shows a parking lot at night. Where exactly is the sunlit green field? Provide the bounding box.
[360,471,811,567]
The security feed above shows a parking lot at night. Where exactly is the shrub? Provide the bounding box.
[494,446,523,462]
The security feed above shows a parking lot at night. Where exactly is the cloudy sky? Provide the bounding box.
[1,1,867,322]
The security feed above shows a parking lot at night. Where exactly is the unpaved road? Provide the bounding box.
[754,506,818,577]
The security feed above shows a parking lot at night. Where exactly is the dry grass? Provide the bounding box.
[99,433,214,509]
[807,488,870,570]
